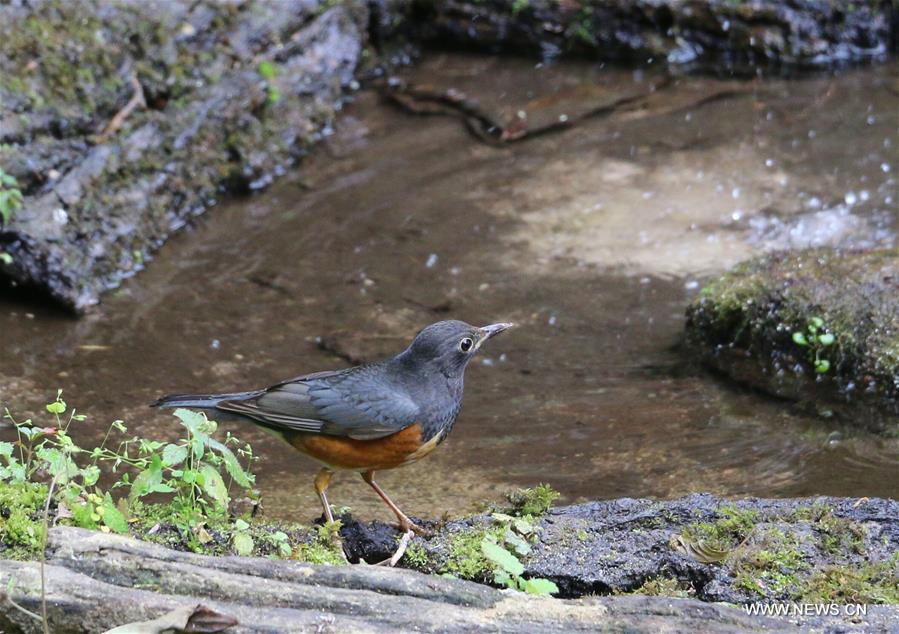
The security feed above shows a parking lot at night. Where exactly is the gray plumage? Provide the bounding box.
[153,320,512,443]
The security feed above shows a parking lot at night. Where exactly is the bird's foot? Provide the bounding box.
[376,530,414,567]
[394,517,430,536]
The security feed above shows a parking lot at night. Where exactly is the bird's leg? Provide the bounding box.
[314,467,335,524]
[314,467,349,563]
[361,470,426,535]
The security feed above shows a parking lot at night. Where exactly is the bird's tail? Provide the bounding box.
[151,390,264,410]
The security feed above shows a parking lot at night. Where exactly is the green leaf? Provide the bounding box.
[46,400,66,414]
[206,437,253,488]
[162,443,188,467]
[809,317,824,329]
[524,578,559,596]
[815,359,831,374]
[81,465,101,486]
[0,252,11,265]
[493,569,514,588]
[791,332,808,346]
[0,441,13,458]
[234,518,250,531]
[129,461,163,501]
[174,408,207,434]
[233,532,254,556]
[258,60,277,79]
[200,464,229,510]
[101,493,129,534]
[504,530,532,556]
[481,540,524,576]
[817,333,835,346]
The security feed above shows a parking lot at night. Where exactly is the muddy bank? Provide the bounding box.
[2,494,898,632]
[391,0,898,72]
[0,0,364,310]
[686,248,899,431]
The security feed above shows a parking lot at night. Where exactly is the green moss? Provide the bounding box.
[684,505,759,551]
[733,527,807,597]
[631,576,695,599]
[402,540,430,568]
[506,483,560,517]
[0,481,48,559]
[801,554,899,604]
[438,525,506,580]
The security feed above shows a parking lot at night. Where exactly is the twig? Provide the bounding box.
[40,477,57,634]
[1,581,43,622]
[100,73,146,139]
[376,530,414,567]
[380,76,672,146]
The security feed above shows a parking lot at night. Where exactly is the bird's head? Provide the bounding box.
[403,320,514,378]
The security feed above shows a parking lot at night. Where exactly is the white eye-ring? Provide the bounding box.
[459,337,474,352]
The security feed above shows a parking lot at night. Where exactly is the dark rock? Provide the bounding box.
[0,0,366,311]
[395,0,898,73]
[685,248,899,431]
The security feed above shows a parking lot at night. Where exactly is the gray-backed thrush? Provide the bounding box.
[153,320,513,533]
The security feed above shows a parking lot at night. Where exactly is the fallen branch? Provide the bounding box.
[380,76,672,145]
[99,73,146,140]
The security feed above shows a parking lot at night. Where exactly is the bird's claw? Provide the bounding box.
[375,529,414,567]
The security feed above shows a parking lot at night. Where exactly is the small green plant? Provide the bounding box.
[0,393,257,556]
[257,60,280,104]
[506,483,560,517]
[481,536,558,595]
[0,167,23,226]
[511,0,530,15]
[792,317,835,374]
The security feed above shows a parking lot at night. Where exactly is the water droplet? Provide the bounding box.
[844,192,858,206]
[866,115,876,125]
[548,315,557,326]
[765,158,774,167]
[211,339,221,350]
[859,190,870,202]
[731,187,741,199]
[881,163,891,173]
[425,253,438,268]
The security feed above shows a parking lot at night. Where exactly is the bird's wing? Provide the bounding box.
[216,367,420,440]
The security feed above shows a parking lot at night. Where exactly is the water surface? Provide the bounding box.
[2,54,898,523]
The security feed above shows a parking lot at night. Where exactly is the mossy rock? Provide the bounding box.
[685,248,899,431]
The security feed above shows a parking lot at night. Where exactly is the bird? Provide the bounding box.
[152,320,513,534]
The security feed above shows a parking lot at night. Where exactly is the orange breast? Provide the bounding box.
[286,424,441,471]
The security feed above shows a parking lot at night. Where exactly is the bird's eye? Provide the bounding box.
[459,337,474,352]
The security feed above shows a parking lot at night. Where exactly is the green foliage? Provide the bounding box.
[511,0,530,15]
[293,521,346,565]
[684,505,759,551]
[0,392,257,557]
[792,316,835,373]
[0,481,47,558]
[506,483,560,517]
[257,60,280,104]
[0,167,23,226]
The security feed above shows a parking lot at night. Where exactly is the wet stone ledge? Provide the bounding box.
[685,248,899,431]
[0,0,365,311]
[392,0,898,72]
[2,494,898,632]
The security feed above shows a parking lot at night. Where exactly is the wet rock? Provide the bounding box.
[340,494,899,613]
[396,0,897,73]
[3,498,897,632]
[0,0,366,311]
[0,525,791,633]
[685,248,899,430]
